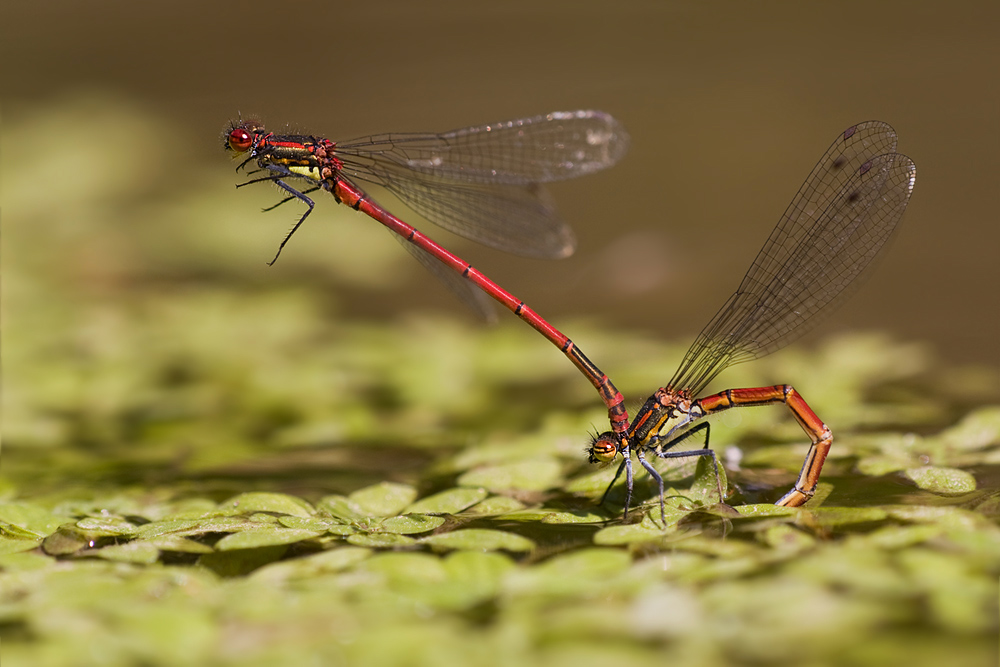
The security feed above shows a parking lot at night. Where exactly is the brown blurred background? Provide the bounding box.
[4,0,998,366]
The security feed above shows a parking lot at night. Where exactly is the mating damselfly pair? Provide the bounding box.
[224,111,915,520]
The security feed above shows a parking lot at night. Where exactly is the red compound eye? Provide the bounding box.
[588,433,619,464]
[228,127,253,152]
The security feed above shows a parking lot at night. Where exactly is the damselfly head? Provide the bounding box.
[587,432,619,464]
[222,118,266,154]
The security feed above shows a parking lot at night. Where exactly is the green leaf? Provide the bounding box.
[41,526,91,556]
[317,495,366,522]
[75,515,138,536]
[277,515,335,531]
[689,453,729,503]
[532,547,633,579]
[442,551,515,586]
[847,524,944,550]
[198,544,289,576]
[174,516,259,536]
[221,492,315,518]
[887,506,984,531]
[215,528,323,550]
[903,466,977,495]
[487,508,562,522]
[564,465,621,495]
[0,502,70,537]
[540,509,611,524]
[132,518,204,539]
[594,519,670,545]
[346,532,417,548]
[0,537,42,555]
[250,547,373,581]
[808,507,889,527]
[359,552,447,584]
[349,482,419,517]
[0,522,45,541]
[0,551,54,571]
[934,406,1000,452]
[421,529,535,552]
[380,514,446,535]
[734,504,799,518]
[463,496,526,515]
[95,541,161,564]
[759,524,816,552]
[456,458,562,492]
[505,548,633,599]
[405,487,489,514]
[144,536,214,554]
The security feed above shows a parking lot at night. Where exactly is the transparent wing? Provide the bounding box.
[336,110,629,184]
[670,122,916,394]
[334,111,628,258]
[391,232,498,324]
[355,173,573,258]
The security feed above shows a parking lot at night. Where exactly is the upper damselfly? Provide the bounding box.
[225,111,633,435]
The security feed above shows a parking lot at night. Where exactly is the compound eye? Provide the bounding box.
[588,433,619,464]
[228,127,253,152]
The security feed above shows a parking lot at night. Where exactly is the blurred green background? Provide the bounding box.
[4,0,998,364]
[3,3,999,666]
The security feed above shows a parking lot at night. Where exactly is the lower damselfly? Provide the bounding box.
[587,121,916,521]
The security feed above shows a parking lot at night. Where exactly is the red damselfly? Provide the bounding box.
[587,121,916,522]
[224,111,632,435]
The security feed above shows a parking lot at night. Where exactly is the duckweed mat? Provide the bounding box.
[3,96,999,667]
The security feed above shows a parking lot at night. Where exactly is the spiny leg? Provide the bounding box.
[774,387,832,507]
[235,173,286,188]
[262,186,322,212]
[695,385,832,506]
[652,448,723,505]
[646,422,724,504]
[621,455,635,520]
[266,180,316,265]
[636,450,666,524]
